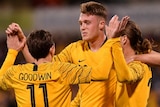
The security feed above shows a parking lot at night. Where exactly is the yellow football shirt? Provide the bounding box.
[0,62,89,107]
[0,53,113,107]
[54,39,119,107]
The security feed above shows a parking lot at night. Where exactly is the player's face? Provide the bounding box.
[78,13,102,42]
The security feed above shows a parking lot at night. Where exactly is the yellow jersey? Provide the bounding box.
[0,62,90,107]
[54,39,119,107]
[0,48,114,107]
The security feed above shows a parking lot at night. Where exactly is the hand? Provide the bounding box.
[105,15,129,39]
[5,23,26,40]
[7,34,26,52]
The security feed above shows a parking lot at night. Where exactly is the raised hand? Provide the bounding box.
[5,23,25,40]
[6,34,26,51]
[5,23,26,51]
[105,15,129,39]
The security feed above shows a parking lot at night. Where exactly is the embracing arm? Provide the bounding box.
[133,50,160,66]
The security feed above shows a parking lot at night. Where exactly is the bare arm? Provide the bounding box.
[21,43,34,63]
[133,50,160,66]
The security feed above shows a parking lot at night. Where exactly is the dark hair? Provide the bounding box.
[80,1,107,21]
[27,30,55,60]
[120,20,152,54]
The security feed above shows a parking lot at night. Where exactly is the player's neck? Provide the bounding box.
[88,35,107,52]
[123,46,135,62]
[34,55,52,65]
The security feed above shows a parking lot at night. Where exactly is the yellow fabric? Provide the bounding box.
[112,40,152,107]
[0,39,118,107]
[54,38,119,107]
[0,49,18,76]
[0,61,107,107]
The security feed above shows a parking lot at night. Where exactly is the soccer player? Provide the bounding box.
[0,27,125,107]
[109,20,152,107]
[60,2,118,106]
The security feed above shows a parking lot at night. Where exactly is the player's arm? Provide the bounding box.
[0,27,26,76]
[21,42,34,63]
[132,50,160,66]
[106,15,144,82]
[112,40,145,82]
[14,23,35,63]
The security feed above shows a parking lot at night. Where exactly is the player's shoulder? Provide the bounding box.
[70,40,87,48]
[129,61,150,71]
[69,40,83,45]
[8,63,33,71]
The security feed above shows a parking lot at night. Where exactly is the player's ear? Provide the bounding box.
[99,19,105,30]
[121,35,128,45]
[50,45,55,57]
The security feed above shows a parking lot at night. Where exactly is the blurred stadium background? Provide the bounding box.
[0,0,160,106]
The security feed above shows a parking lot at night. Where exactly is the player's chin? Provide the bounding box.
[82,37,89,41]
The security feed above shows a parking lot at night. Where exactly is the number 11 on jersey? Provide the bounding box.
[27,83,49,107]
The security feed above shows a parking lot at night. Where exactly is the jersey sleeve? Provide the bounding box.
[0,49,18,76]
[53,43,73,62]
[0,67,14,90]
[55,62,92,84]
[111,38,145,82]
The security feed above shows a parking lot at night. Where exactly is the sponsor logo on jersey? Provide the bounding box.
[78,59,85,62]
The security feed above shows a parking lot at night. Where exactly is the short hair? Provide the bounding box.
[27,30,55,60]
[80,1,107,21]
